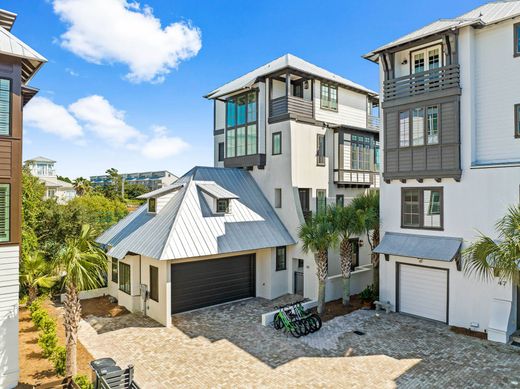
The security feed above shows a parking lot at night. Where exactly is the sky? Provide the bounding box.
[5,0,487,179]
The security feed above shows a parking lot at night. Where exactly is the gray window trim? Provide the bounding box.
[225,90,259,158]
[272,131,282,155]
[401,187,444,230]
[399,104,440,148]
[514,22,520,58]
[275,246,287,271]
[118,262,131,295]
[515,104,520,139]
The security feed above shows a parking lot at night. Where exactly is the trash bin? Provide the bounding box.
[90,358,118,389]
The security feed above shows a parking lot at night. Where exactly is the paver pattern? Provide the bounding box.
[79,296,520,388]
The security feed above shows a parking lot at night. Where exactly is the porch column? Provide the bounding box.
[285,71,291,97]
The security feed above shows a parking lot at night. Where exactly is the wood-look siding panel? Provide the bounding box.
[426,146,442,170]
[0,140,11,178]
[440,100,459,144]
[441,145,459,170]
[385,150,399,172]
[412,147,427,171]
[398,149,412,172]
[384,111,399,149]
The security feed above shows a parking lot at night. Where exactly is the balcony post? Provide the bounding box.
[285,71,291,97]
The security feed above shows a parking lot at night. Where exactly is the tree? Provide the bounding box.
[124,183,149,200]
[73,177,91,196]
[55,224,107,376]
[463,205,520,285]
[21,167,46,260]
[298,212,337,315]
[20,251,57,303]
[58,175,72,184]
[329,204,364,306]
[103,168,122,199]
[351,190,380,295]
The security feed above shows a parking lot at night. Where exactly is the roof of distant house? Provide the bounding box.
[364,0,520,61]
[97,166,296,261]
[204,53,378,100]
[25,156,56,163]
[39,176,74,190]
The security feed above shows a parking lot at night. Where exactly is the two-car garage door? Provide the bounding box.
[171,254,256,314]
[397,263,449,323]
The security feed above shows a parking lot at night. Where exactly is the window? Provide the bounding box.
[427,106,439,144]
[402,188,443,229]
[411,46,442,74]
[316,189,327,214]
[351,135,372,171]
[336,194,344,207]
[320,83,338,111]
[317,134,326,166]
[148,198,156,213]
[0,184,10,242]
[111,258,118,283]
[274,188,282,208]
[225,91,258,158]
[149,265,159,302]
[0,79,11,136]
[412,108,425,146]
[119,262,131,294]
[216,199,230,213]
[218,142,224,162]
[272,132,282,155]
[413,52,425,73]
[515,104,520,138]
[514,23,520,57]
[399,111,410,147]
[276,246,286,271]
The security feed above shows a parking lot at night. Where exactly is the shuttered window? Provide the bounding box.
[0,184,10,242]
[149,265,159,302]
[0,79,11,136]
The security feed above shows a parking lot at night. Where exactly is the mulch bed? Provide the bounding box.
[80,296,129,318]
[450,326,487,340]
[311,294,371,322]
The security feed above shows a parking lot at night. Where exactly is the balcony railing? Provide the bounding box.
[383,64,460,102]
[334,169,377,186]
[367,115,380,131]
[269,95,313,118]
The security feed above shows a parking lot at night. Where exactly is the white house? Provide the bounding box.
[97,54,380,326]
[25,156,76,203]
[364,0,520,343]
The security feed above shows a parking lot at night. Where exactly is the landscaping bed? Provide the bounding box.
[311,294,369,322]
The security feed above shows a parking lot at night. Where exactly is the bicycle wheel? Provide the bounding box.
[289,325,302,338]
[297,319,310,336]
[273,315,283,330]
[305,316,318,333]
[310,314,322,331]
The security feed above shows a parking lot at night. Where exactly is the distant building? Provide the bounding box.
[24,156,76,203]
[90,170,178,191]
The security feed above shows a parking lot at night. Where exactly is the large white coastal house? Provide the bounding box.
[97,54,380,326]
[365,0,520,343]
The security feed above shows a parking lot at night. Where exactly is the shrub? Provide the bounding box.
[360,284,377,302]
[38,331,58,358]
[74,374,93,389]
[51,346,66,376]
[19,294,29,306]
[28,297,43,314]
[31,308,47,329]
[39,315,57,333]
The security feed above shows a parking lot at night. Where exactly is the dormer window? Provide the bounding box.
[216,199,230,214]
[148,198,157,213]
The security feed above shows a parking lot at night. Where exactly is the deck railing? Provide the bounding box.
[383,64,460,101]
[367,115,380,131]
[270,95,313,118]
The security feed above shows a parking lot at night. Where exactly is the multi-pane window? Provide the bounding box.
[149,265,159,302]
[320,83,338,111]
[216,199,230,213]
[317,134,326,166]
[399,111,410,147]
[272,132,282,155]
[515,104,520,138]
[374,141,380,171]
[515,23,520,57]
[0,184,10,243]
[413,52,425,73]
[427,106,439,144]
[316,189,327,214]
[412,108,425,146]
[111,258,118,283]
[428,49,440,69]
[119,262,131,294]
[276,246,287,271]
[225,91,257,158]
[0,79,11,136]
[412,46,442,74]
[351,135,372,171]
[402,188,443,229]
[274,188,282,208]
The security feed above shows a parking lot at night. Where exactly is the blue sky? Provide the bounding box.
[6,0,486,179]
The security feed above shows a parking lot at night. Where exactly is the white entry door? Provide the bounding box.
[398,263,448,323]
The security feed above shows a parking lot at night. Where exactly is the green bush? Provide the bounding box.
[38,331,58,358]
[39,315,57,333]
[28,297,43,314]
[51,346,66,376]
[19,294,29,306]
[31,308,47,329]
[360,284,377,302]
[74,374,93,389]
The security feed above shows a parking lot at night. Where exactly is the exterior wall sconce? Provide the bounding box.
[401,59,408,65]
[304,80,309,89]
[358,239,364,247]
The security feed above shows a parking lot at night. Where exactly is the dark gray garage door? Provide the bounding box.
[171,254,256,314]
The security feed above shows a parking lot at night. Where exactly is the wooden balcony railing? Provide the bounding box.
[367,115,380,131]
[383,64,460,102]
[334,169,377,186]
[270,95,313,118]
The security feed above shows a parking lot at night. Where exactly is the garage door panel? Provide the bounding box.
[399,264,448,323]
[171,254,255,314]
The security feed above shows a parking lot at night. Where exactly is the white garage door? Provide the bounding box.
[398,264,448,323]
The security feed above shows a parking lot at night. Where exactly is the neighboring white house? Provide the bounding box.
[90,170,178,191]
[25,156,76,203]
[364,0,520,343]
[97,54,380,326]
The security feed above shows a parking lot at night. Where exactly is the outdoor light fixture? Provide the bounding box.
[304,80,309,89]
[401,59,408,65]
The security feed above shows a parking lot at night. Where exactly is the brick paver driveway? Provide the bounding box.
[79,296,520,388]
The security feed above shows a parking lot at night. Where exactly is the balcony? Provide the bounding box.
[269,95,313,120]
[333,169,378,187]
[383,64,460,105]
[367,115,380,132]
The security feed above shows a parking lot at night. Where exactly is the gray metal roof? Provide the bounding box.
[374,232,462,262]
[97,166,296,260]
[25,156,56,163]
[197,182,239,199]
[137,183,184,199]
[0,10,16,32]
[205,53,377,99]
[364,1,520,61]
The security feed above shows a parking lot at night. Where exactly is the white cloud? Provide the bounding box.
[53,0,202,83]
[24,97,83,139]
[141,126,189,159]
[65,67,79,76]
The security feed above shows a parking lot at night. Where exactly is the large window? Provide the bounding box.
[400,105,439,147]
[402,188,443,229]
[320,83,338,111]
[515,104,520,138]
[317,134,326,166]
[514,23,520,57]
[0,184,10,242]
[119,262,131,294]
[111,258,118,283]
[276,246,287,271]
[316,189,327,214]
[0,79,11,136]
[427,106,439,144]
[412,108,425,146]
[399,111,410,147]
[225,91,257,158]
[351,135,372,171]
[272,132,282,155]
[149,265,159,302]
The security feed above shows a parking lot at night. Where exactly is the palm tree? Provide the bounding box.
[298,212,338,315]
[351,190,380,294]
[55,224,107,376]
[20,252,57,304]
[73,177,91,196]
[463,205,520,285]
[329,204,364,306]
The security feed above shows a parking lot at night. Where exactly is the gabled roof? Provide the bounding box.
[39,176,74,189]
[204,53,377,99]
[97,166,296,260]
[197,182,239,199]
[0,10,16,32]
[137,183,184,199]
[364,0,520,61]
[25,156,56,163]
